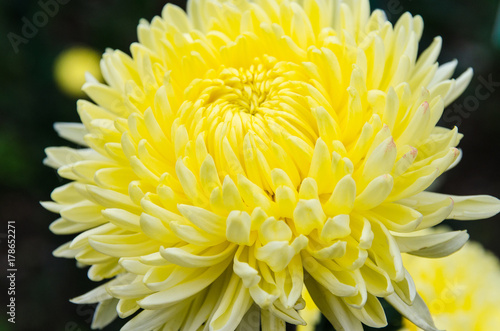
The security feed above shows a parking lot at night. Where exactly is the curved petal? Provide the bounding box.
[395,230,469,258]
[386,292,442,331]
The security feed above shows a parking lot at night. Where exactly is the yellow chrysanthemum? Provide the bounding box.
[400,237,500,331]
[43,0,500,330]
[54,46,103,97]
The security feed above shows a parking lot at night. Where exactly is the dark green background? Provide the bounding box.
[1,0,499,330]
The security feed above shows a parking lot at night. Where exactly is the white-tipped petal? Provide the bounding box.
[395,230,469,258]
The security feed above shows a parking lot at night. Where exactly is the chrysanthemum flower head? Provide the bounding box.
[400,233,500,331]
[43,0,500,330]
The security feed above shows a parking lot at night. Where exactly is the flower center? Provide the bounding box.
[181,56,284,120]
[177,56,320,158]
[219,59,273,116]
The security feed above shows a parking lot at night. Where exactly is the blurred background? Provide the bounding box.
[0,0,499,330]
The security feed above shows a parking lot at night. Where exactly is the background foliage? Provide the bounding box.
[0,0,499,330]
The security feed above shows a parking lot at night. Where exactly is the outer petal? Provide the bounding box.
[386,293,442,331]
[395,230,469,258]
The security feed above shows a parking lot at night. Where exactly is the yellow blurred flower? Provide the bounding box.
[54,46,102,97]
[43,0,500,330]
[400,238,500,330]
